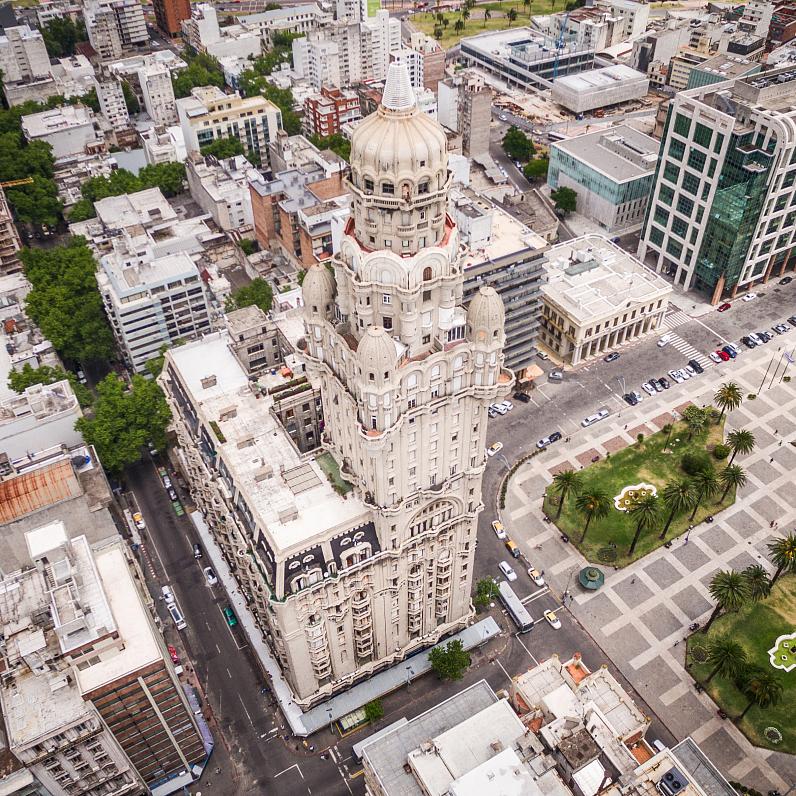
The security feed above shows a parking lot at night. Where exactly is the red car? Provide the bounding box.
[717,350,730,361]
[717,303,731,312]
[167,644,180,665]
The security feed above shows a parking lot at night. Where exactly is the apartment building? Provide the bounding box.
[291,36,342,90]
[84,0,148,60]
[0,25,50,84]
[21,104,104,160]
[548,125,659,234]
[181,3,261,61]
[186,153,257,231]
[437,70,491,157]
[303,86,362,137]
[540,235,671,365]
[161,64,513,706]
[0,186,22,276]
[177,86,283,167]
[138,62,178,125]
[152,0,190,38]
[237,3,331,47]
[405,30,445,90]
[141,124,186,165]
[639,65,796,300]
[94,70,129,130]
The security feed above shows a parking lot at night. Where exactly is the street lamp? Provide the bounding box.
[663,411,678,452]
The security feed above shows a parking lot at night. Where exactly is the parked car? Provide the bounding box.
[167,644,180,665]
[684,365,696,377]
[658,377,670,389]
[623,392,639,406]
[492,520,507,540]
[162,474,172,489]
[536,431,562,449]
[642,382,657,396]
[780,276,793,285]
[499,400,513,412]
[722,345,737,358]
[513,392,531,403]
[223,606,238,627]
[789,315,796,327]
[167,487,178,502]
[498,561,517,582]
[773,323,790,334]
[688,359,704,374]
[726,343,740,355]
[536,351,549,361]
[487,442,504,456]
[490,402,508,415]
[76,369,87,385]
[132,511,145,530]
[204,567,218,587]
[717,350,730,361]
[717,302,731,312]
[193,543,203,560]
[603,352,620,363]
[505,540,520,558]
[650,379,663,393]
[161,585,175,605]
[544,609,561,629]
[548,370,563,382]
[742,292,757,302]
[528,568,545,587]
[668,370,685,383]
[581,408,609,427]
[169,604,187,631]
[657,334,673,348]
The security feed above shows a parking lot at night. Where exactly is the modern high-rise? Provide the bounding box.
[160,64,513,706]
[638,65,796,301]
[152,0,190,38]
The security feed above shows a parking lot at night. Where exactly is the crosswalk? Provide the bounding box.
[661,309,692,330]
[668,331,713,369]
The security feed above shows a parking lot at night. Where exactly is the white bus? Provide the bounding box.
[498,581,534,633]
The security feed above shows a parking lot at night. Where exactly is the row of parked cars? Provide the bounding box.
[741,316,796,348]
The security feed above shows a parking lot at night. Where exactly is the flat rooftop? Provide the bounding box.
[553,64,648,93]
[551,124,659,182]
[93,187,177,230]
[101,250,199,296]
[461,200,547,266]
[168,332,369,554]
[542,235,671,323]
[21,104,95,138]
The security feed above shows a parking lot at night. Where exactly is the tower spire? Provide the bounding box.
[381,62,416,112]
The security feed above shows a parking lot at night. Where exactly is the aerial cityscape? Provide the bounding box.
[0,0,793,792]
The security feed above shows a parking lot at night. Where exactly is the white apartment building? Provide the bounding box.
[21,104,104,160]
[177,86,283,167]
[160,64,513,706]
[138,62,177,125]
[0,25,50,84]
[237,3,332,46]
[186,154,257,231]
[94,71,129,130]
[84,0,148,60]
[639,65,796,300]
[141,124,186,165]
[391,47,424,89]
[182,3,261,60]
[292,37,341,90]
[51,54,96,99]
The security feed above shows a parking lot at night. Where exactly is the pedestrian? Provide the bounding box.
[770,457,774,463]
[674,640,679,647]
[779,440,782,446]
[774,429,778,435]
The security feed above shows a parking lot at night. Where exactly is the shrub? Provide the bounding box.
[747,393,757,400]
[681,450,713,476]
[712,443,730,460]
[636,433,645,444]
[364,699,384,723]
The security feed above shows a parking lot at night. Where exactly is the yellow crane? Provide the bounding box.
[0,178,34,188]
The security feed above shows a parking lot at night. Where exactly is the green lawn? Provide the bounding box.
[546,417,734,567]
[686,576,796,754]
[316,452,353,496]
[411,5,542,48]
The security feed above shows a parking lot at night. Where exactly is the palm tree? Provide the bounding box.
[454,17,464,32]
[727,428,755,465]
[704,569,750,633]
[705,637,747,683]
[442,16,449,27]
[767,532,796,584]
[734,666,783,723]
[689,468,719,521]
[461,7,470,23]
[434,24,443,38]
[436,10,445,23]
[659,480,696,540]
[743,564,772,602]
[522,0,530,14]
[628,494,659,556]
[718,464,746,503]
[507,7,518,24]
[483,7,491,25]
[714,382,743,424]
[575,488,611,544]
[682,405,707,441]
[550,469,582,520]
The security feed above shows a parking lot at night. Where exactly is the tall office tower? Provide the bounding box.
[153,0,190,38]
[638,65,796,302]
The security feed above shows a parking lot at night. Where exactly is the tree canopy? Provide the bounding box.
[225,277,273,314]
[502,126,535,162]
[201,136,246,160]
[473,577,499,609]
[172,51,225,99]
[428,639,471,681]
[76,374,171,473]
[309,133,351,162]
[551,186,577,214]
[8,363,92,407]
[22,237,115,363]
[41,17,88,58]
[523,158,549,182]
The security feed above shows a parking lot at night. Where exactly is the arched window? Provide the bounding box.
[423,266,432,281]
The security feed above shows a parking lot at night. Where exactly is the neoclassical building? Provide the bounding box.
[161,63,513,706]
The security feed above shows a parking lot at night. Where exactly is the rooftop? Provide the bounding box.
[552,64,648,93]
[462,27,593,63]
[100,250,200,296]
[551,124,659,182]
[542,235,671,323]
[93,187,177,230]
[692,53,759,80]
[21,104,95,139]
[0,459,82,525]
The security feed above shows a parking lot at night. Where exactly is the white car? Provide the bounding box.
[499,113,508,121]
[168,603,187,631]
[500,400,513,412]
[581,408,609,427]
[709,351,723,363]
[742,292,757,302]
[679,368,691,380]
[203,567,218,587]
[487,442,504,457]
[657,334,673,348]
[528,568,545,587]
[544,609,561,629]
[684,365,696,377]
[498,561,517,582]
[668,369,685,384]
[492,520,508,540]
[726,342,740,355]
[161,585,175,606]
[490,403,508,415]
[132,511,145,530]
[642,382,657,396]
[162,475,172,489]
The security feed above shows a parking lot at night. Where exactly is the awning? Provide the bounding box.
[519,363,544,382]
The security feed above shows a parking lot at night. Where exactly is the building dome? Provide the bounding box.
[301,263,336,317]
[466,286,505,343]
[350,63,448,184]
[357,326,397,378]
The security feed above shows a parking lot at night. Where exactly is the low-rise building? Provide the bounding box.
[181,3,261,61]
[141,124,186,164]
[303,86,362,137]
[685,51,760,88]
[237,3,331,47]
[551,64,649,113]
[539,235,671,365]
[177,85,283,167]
[186,153,257,232]
[21,104,104,160]
[547,124,659,234]
[51,54,96,99]
[0,24,50,84]
[501,190,559,243]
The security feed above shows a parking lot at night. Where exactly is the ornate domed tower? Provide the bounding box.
[298,63,514,694]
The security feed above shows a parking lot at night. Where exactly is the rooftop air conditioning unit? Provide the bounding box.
[657,767,689,796]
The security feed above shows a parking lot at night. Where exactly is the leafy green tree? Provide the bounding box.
[454,17,465,33]
[502,126,535,162]
[523,158,549,182]
[363,699,384,722]
[628,494,659,556]
[138,162,186,197]
[743,564,771,602]
[704,570,750,633]
[507,7,518,23]
[172,53,225,99]
[76,374,171,473]
[714,382,743,424]
[734,666,783,723]
[682,404,707,440]
[429,639,471,681]
[575,488,610,543]
[201,136,246,160]
[121,81,140,114]
[8,363,92,407]
[550,468,581,520]
[80,87,101,113]
[718,464,746,503]
[659,480,695,540]
[551,186,577,214]
[22,238,114,363]
[689,467,719,520]
[41,17,87,58]
[727,428,755,465]
[434,23,444,37]
[309,133,351,162]
[82,168,143,203]
[225,277,274,314]
[239,238,257,256]
[705,637,747,683]
[6,175,62,228]
[473,577,499,608]
[767,533,796,584]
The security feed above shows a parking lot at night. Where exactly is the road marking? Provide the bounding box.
[215,644,221,654]
[267,727,279,736]
[520,588,549,604]
[514,634,539,666]
[238,694,254,726]
[226,667,232,679]
[349,769,364,780]
[495,658,512,682]
[274,763,303,779]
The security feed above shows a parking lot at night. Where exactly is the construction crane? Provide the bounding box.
[552,12,571,80]
[0,178,34,189]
